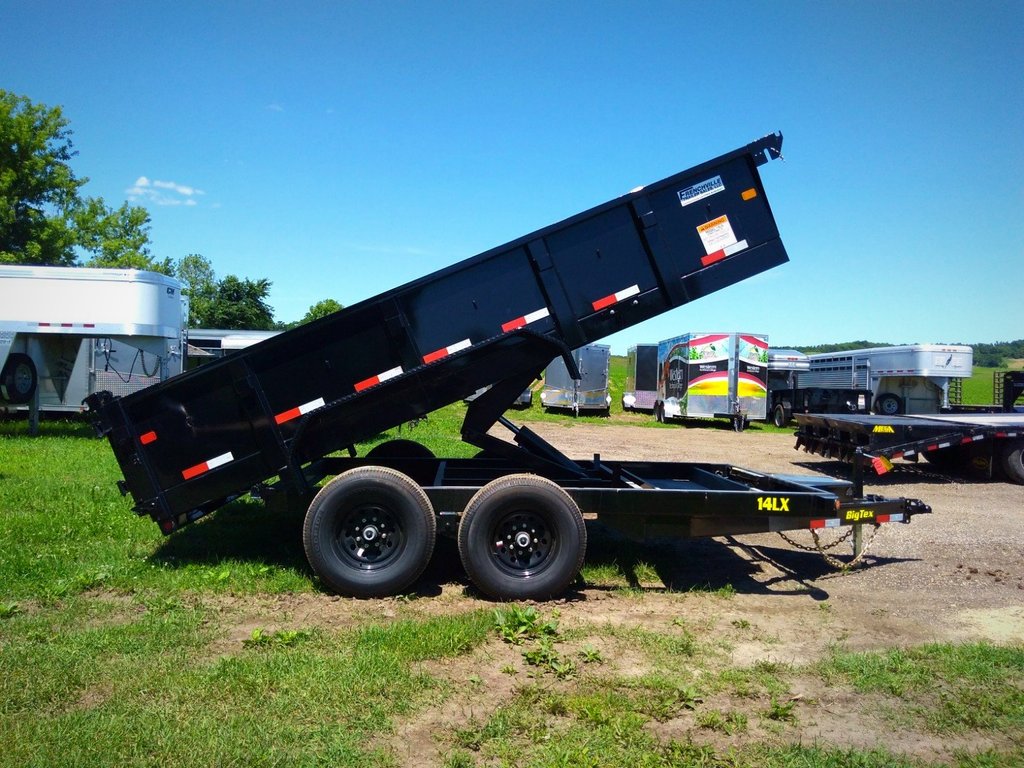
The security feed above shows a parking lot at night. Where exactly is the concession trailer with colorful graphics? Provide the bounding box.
[654,331,769,430]
[0,265,186,430]
[86,133,930,601]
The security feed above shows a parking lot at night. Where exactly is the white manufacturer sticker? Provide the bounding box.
[696,215,738,255]
[678,175,725,207]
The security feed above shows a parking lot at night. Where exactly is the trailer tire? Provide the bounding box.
[0,353,37,405]
[303,466,436,598]
[771,404,787,428]
[874,393,903,416]
[1000,439,1024,485]
[457,474,586,601]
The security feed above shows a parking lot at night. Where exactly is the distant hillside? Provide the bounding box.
[787,340,1024,368]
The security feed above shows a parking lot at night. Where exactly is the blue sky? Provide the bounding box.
[3,1,1021,353]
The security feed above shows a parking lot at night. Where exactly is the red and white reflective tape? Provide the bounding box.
[37,322,96,328]
[501,307,550,333]
[354,366,404,393]
[423,338,471,364]
[811,513,905,529]
[700,239,749,267]
[995,431,1020,438]
[139,430,158,445]
[592,284,640,312]
[876,513,905,524]
[810,518,841,529]
[274,396,326,425]
[961,435,984,445]
[182,451,234,480]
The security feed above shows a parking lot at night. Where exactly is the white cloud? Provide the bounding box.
[126,177,205,207]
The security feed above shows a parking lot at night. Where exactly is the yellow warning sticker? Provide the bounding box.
[696,215,737,255]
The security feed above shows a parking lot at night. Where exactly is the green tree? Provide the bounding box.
[205,275,275,330]
[1,89,167,271]
[299,298,343,324]
[76,197,172,273]
[175,253,218,327]
[0,90,85,265]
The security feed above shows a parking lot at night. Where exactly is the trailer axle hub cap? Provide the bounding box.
[336,506,401,568]
[493,513,553,575]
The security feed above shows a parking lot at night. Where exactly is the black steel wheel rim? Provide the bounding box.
[333,504,405,571]
[490,510,556,577]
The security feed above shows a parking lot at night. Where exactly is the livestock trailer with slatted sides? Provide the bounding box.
[87,133,930,601]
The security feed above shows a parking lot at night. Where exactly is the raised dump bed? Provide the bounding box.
[88,133,931,600]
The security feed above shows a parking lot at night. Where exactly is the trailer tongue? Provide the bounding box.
[87,133,930,600]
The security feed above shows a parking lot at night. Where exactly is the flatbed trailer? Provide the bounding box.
[794,411,1024,485]
[87,133,930,600]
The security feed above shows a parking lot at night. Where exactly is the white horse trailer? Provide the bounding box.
[0,266,186,430]
[800,344,973,415]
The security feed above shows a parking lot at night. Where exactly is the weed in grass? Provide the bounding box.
[697,708,749,734]
[493,605,558,645]
[579,645,603,664]
[714,659,792,700]
[522,637,576,679]
[731,618,751,630]
[243,627,315,649]
[443,749,476,768]
[764,696,798,723]
[0,601,21,619]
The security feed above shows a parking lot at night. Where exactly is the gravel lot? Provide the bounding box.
[517,422,1024,650]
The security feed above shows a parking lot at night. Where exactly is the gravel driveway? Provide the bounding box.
[514,422,1024,649]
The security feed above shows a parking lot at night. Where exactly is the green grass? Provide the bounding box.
[958,362,1022,406]
[0,599,493,767]
[3,417,1023,766]
[819,643,1024,734]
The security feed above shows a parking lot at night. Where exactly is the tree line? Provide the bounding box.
[1,89,340,330]
[792,340,1024,368]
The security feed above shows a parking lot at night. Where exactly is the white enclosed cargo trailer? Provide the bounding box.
[541,344,612,415]
[799,344,972,415]
[0,265,186,428]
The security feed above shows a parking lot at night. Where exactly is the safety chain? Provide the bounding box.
[777,524,880,571]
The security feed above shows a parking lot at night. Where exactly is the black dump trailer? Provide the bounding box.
[87,134,930,600]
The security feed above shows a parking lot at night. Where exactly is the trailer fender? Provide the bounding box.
[458,474,586,600]
[302,466,437,598]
